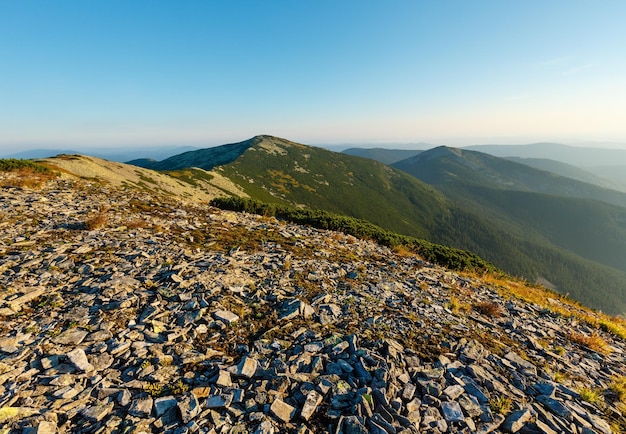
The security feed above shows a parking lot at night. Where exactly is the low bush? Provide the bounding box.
[210,196,497,273]
[473,301,503,318]
[0,159,58,188]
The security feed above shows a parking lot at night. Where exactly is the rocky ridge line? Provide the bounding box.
[0,173,625,433]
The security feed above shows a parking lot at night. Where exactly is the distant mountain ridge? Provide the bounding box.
[342,148,424,165]
[124,135,626,315]
[3,146,199,163]
[466,142,626,167]
[393,146,626,208]
[128,137,267,171]
[504,157,626,192]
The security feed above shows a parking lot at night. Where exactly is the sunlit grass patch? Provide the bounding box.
[610,375,626,403]
[447,295,471,314]
[0,159,59,188]
[489,396,512,415]
[567,332,611,354]
[578,386,602,404]
[84,210,109,230]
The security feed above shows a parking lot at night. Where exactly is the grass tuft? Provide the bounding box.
[447,295,470,314]
[489,396,512,415]
[473,301,503,318]
[610,375,626,402]
[567,332,611,354]
[578,387,602,404]
[83,206,110,230]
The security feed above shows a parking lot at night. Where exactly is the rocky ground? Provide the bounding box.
[0,172,625,433]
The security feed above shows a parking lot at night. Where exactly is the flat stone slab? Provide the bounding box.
[301,390,323,421]
[54,329,88,346]
[502,408,531,433]
[154,395,177,417]
[441,401,465,422]
[213,309,240,324]
[66,348,94,372]
[81,402,114,422]
[237,356,258,378]
[270,398,296,423]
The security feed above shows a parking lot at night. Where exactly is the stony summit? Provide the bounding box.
[0,170,625,433]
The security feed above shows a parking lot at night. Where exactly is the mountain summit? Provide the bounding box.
[129,135,299,171]
[131,135,451,240]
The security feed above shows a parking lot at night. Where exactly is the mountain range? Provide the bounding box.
[344,144,626,192]
[2,146,199,162]
[466,143,626,191]
[125,135,626,316]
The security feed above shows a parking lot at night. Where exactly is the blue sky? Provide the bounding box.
[1,1,626,152]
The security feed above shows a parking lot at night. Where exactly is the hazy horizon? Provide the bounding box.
[4,137,626,157]
[2,1,626,152]
[5,136,626,159]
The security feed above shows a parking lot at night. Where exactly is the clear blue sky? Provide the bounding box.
[1,1,626,152]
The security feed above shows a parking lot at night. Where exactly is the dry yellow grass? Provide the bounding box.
[125,218,149,229]
[567,332,611,354]
[464,271,626,343]
[489,396,512,415]
[84,210,109,230]
[473,301,503,318]
[392,245,417,258]
[447,295,471,314]
[578,387,602,404]
[0,167,58,189]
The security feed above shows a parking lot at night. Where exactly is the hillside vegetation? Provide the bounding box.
[125,136,626,316]
[214,136,449,240]
[210,196,496,274]
[341,148,423,165]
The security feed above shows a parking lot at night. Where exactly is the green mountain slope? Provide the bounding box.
[129,136,626,315]
[438,183,626,273]
[214,137,449,239]
[440,206,626,315]
[342,148,423,165]
[393,147,626,314]
[394,146,626,208]
[505,157,626,192]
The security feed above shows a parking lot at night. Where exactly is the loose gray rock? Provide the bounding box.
[65,348,94,372]
[0,173,622,434]
[441,401,465,423]
[270,398,296,423]
[502,408,532,433]
[237,356,258,378]
[81,402,114,422]
[178,393,201,423]
[154,395,178,417]
[301,390,323,421]
[213,309,240,324]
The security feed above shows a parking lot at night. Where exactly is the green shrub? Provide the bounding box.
[0,159,53,173]
[210,196,498,273]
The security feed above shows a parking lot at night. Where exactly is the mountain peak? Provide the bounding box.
[128,135,309,171]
